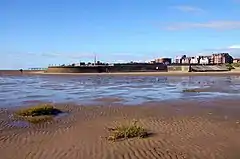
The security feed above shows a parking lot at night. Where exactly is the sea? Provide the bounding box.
[1,74,240,107]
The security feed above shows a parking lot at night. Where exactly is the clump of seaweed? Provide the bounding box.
[15,104,62,124]
[107,120,149,141]
[182,88,200,93]
[21,116,53,124]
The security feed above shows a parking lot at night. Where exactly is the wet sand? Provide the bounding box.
[0,70,43,76]
[34,71,240,76]
[0,99,240,159]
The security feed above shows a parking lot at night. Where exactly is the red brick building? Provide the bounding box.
[174,53,233,64]
[212,53,233,64]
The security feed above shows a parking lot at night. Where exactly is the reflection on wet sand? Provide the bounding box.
[1,75,240,107]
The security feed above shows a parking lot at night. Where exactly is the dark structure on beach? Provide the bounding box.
[46,63,168,73]
[46,62,231,73]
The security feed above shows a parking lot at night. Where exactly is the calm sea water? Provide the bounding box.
[1,74,240,107]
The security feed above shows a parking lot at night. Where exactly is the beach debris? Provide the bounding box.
[14,104,63,124]
[107,120,149,141]
[182,88,200,93]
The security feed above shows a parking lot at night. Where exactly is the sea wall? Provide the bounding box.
[167,65,189,72]
[0,70,42,75]
[191,65,229,72]
[46,66,103,73]
[108,64,167,72]
[46,64,168,73]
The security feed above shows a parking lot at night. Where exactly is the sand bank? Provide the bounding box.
[0,99,240,159]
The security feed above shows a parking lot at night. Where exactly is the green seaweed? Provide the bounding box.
[107,120,149,141]
[16,104,62,117]
[15,104,62,124]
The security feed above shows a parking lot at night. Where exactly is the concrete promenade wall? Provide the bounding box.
[167,66,189,72]
[0,70,43,75]
[46,67,102,73]
[46,64,168,73]
[108,64,167,72]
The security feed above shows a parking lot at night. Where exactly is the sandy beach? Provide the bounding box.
[0,99,240,159]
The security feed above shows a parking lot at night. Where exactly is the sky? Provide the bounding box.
[1,0,240,69]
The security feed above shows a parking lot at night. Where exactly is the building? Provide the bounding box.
[154,58,172,64]
[181,57,191,64]
[212,53,233,64]
[190,56,199,64]
[233,58,240,63]
[175,55,186,64]
[199,56,210,64]
[174,53,233,65]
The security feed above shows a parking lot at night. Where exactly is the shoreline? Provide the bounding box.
[30,71,240,76]
[1,99,240,159]
[1,70,240,76]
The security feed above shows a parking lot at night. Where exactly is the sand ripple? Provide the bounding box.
[0,103,240,159]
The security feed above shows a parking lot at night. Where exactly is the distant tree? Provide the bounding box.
[225,63,235,70]
[80,62,85,65]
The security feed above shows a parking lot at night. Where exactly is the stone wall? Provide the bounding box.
[167,66,189,72]
[46,64,168,73]
[46,67,102,73]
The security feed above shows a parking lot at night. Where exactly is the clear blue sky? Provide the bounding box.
[1,0,240,69]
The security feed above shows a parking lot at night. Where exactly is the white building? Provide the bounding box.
[175,56,182,63]
[190,56,199,64]
[199,57,209,64]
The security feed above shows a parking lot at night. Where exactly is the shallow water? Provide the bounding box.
[0,74,240,107]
